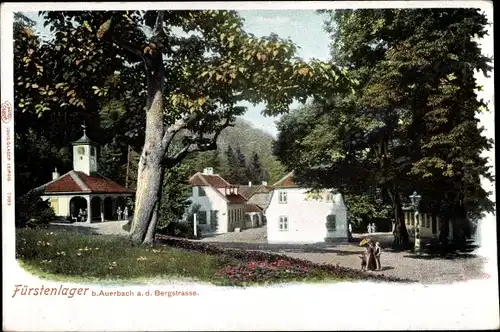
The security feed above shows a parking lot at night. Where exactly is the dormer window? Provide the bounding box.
[199,187,206,197]
[326,192,334,202]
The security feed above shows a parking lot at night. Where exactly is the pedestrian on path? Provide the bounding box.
[375,242,382,270]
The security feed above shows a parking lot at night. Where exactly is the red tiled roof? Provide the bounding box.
[40,171,134,194]
[245,204,262,213]
[189,172,246,204]
[239,185,260,199]
[77,172,133,193]
[273,171,297,188]
[189,173,231,188]
[226,194,247,204]
[45,173,82,193]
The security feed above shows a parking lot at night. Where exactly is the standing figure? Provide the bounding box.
[367,224,372,234]
[375,242,382,270]
[372,223,377,233]
[359,253,367,271]
[78,208,84,222]
[365,241,377,271]
[123,207,129,221]
[117,206,122,220]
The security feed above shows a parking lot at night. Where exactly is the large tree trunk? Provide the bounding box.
[129,54,165,245]
[143,167,165,245]
[391,191,409,247]
[439,215,450,246]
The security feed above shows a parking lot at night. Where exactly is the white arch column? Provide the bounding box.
[100,198,105,222]
[85,195,92,223]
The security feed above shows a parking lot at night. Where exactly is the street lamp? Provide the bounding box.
[409,191,422,253]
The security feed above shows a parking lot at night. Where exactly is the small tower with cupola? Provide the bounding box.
[72,122,98,175]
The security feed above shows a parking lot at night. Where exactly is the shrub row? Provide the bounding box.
[156,235,414,283]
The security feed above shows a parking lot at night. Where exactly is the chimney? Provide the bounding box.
[52,168,60,180]
[203,167,214,175]
[248,181,252,187]
[262,181,267,186]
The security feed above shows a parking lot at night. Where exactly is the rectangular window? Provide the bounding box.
[196,211,207,224]
[210,210,217,223]
[278,191,288,204]
[326,192,334,202]
[198,187,206,197]
[326,215,336,231]
[279,216,288,231]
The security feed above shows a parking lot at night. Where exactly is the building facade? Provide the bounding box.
[265,172,349,244]
[188,168,247,234]
[33,126,134,223]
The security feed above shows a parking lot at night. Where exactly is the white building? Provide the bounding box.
[32,125,134,223]
[265,172,348,244]
[239,181,273,228]
[402,206,454,241]
[188,168,247,234]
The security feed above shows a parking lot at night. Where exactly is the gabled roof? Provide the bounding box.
[245,204,263,213]
[239,184,273,199]
[188,172,247,205]
[36,170,134,195]
[227,194,247,204]
[272,171,297,188]
[239,185,261,199]
[189,173,231,188]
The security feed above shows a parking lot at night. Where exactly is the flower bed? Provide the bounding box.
[216,259,311,284]
[156,235,414,284]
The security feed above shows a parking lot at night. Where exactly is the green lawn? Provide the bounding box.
[15,228,350,286]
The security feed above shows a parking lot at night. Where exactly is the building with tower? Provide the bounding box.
[33,124,134,223]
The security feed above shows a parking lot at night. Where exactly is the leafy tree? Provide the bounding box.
[234,144,249,184]
[275,8,493,247]
[98,139,126,183]
[22,10,354,245]
[221,145,239,183]
[183,150,222,175]
[158,164,193,229]
[248,151,265,184]
[344,193,392,232]
[266,159,286,184]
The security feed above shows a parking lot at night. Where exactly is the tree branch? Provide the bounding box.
[153,11,165,37]
[97,16,153,68]
[161,111,201,148]
[164,116,234,168]
[111,35,143,59]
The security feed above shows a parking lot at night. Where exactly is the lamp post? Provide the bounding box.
[409,191,422,253]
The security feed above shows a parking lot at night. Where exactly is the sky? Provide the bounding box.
[24,10,331,137]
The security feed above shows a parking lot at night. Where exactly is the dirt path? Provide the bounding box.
[197,227,488,284]
[47,222,488,284]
